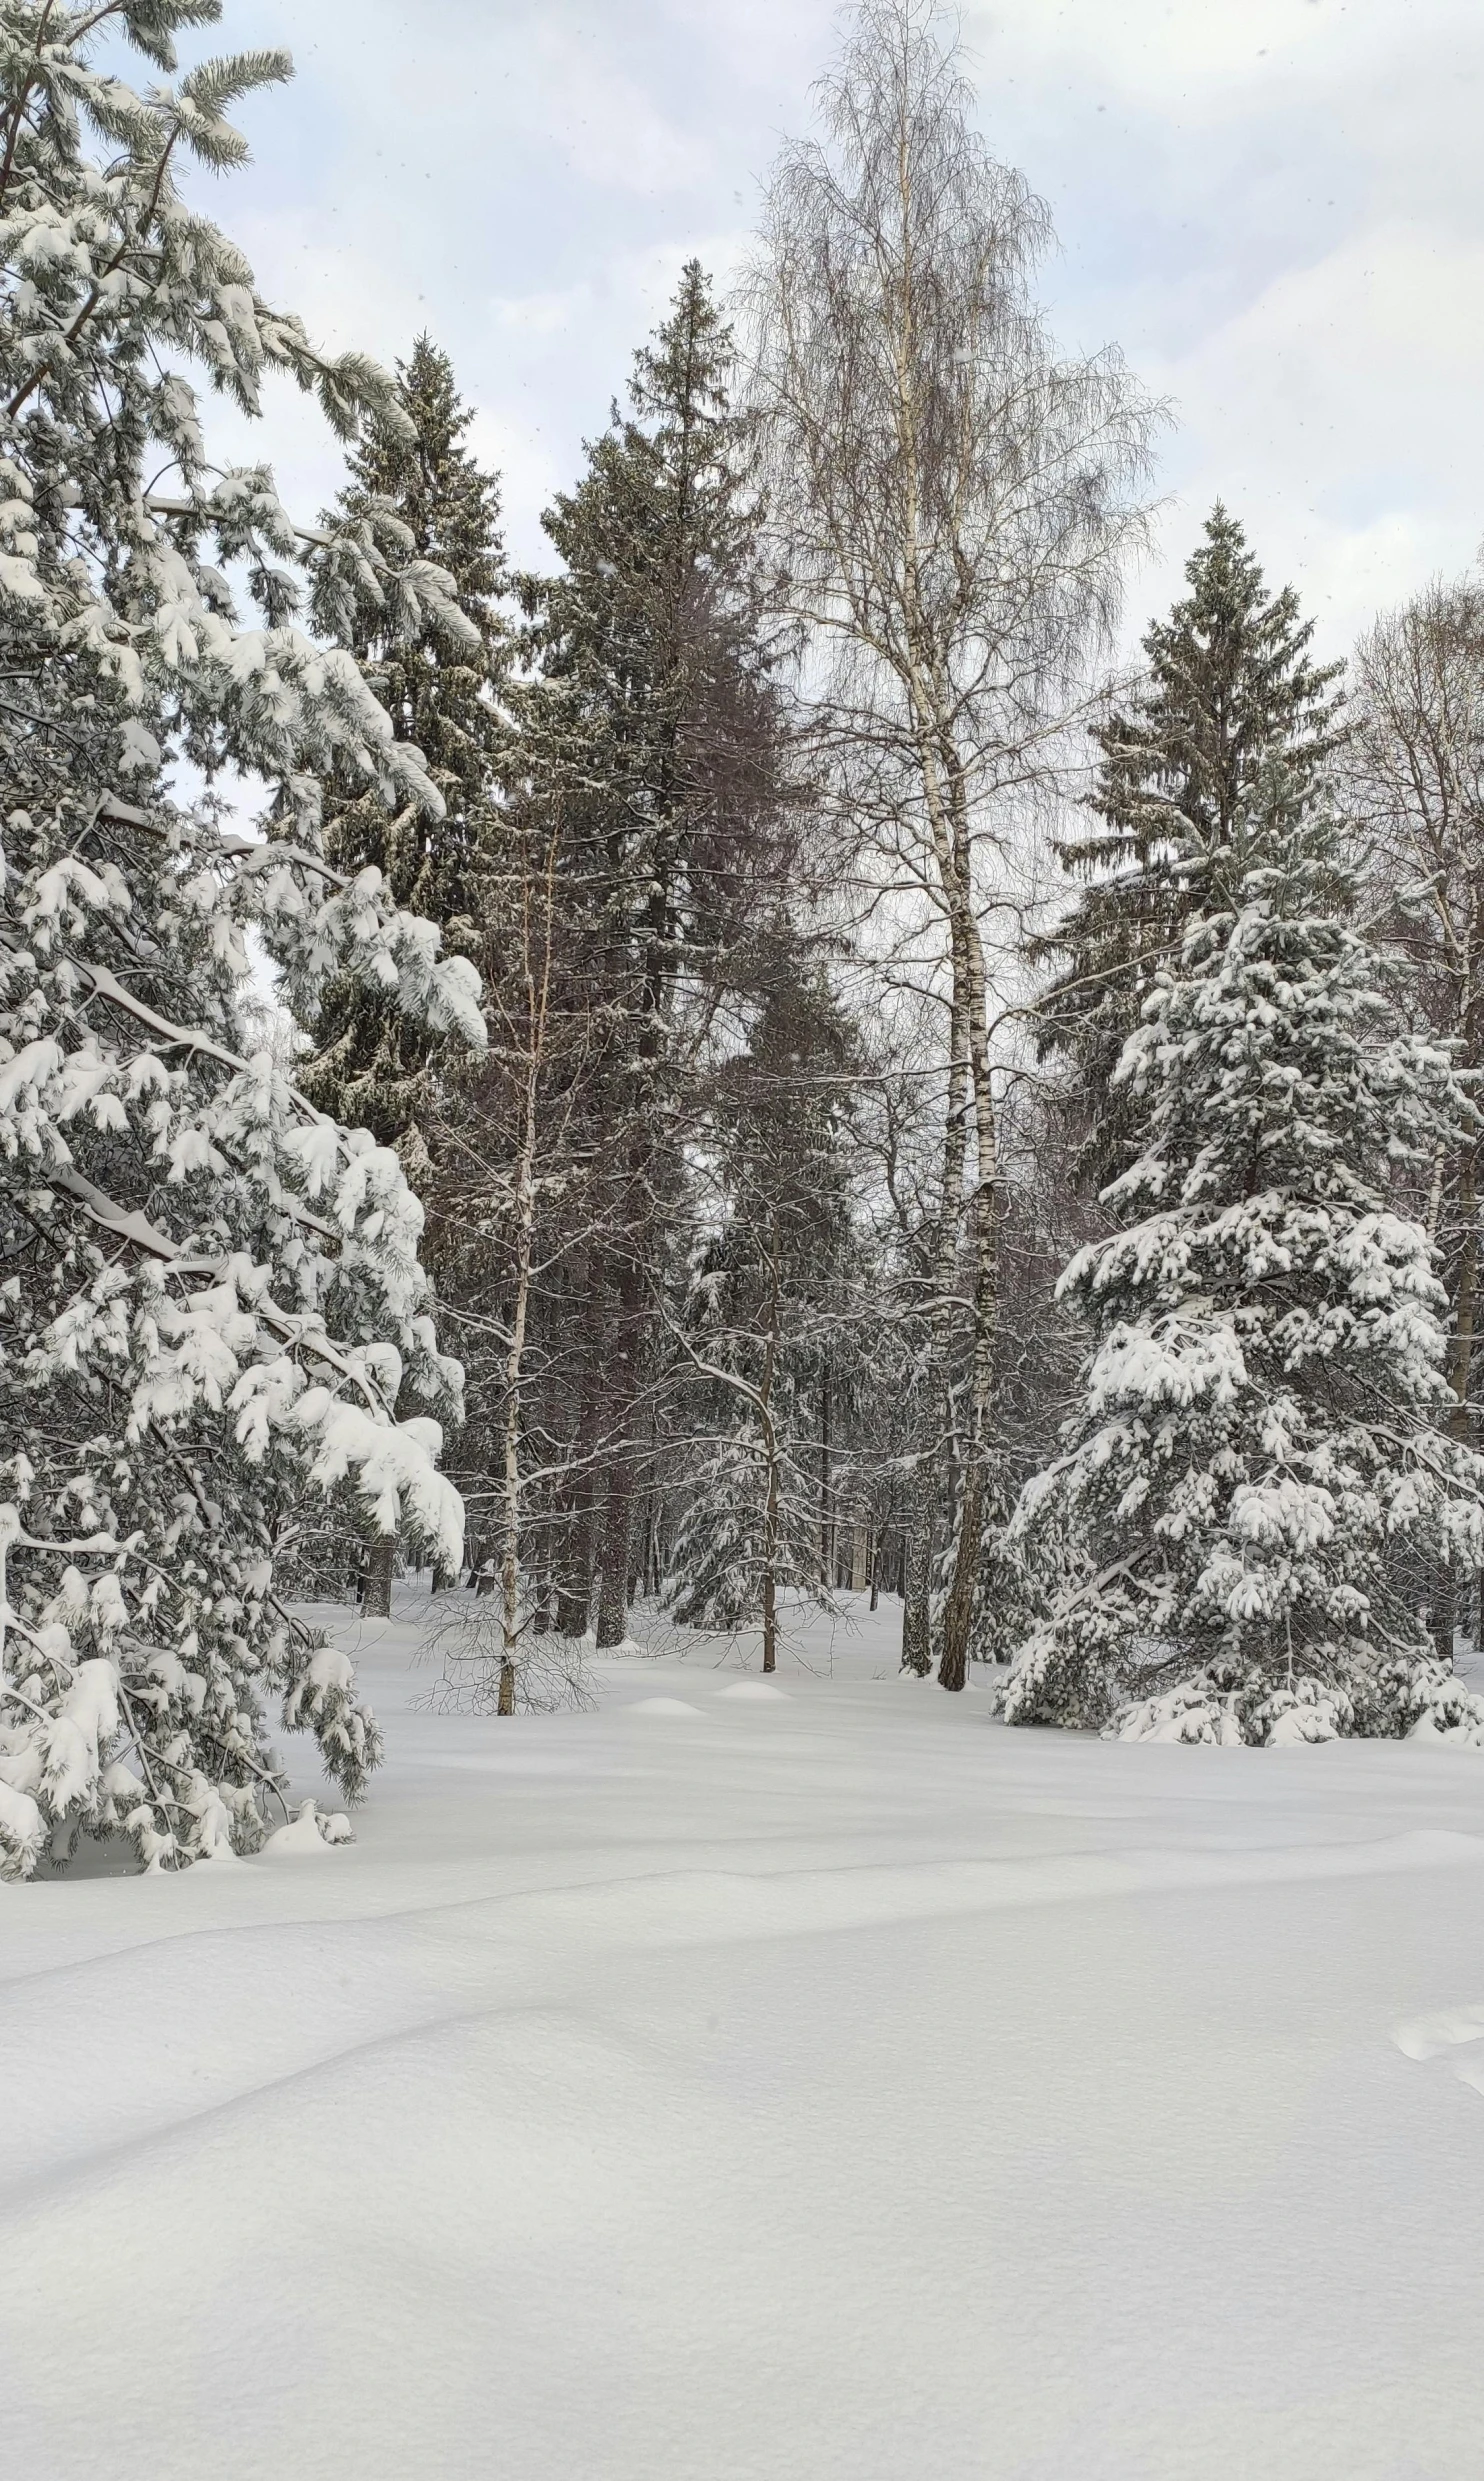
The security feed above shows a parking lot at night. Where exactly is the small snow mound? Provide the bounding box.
[260,1799,353,1858]
[1393,2003,1484,2063]
[1403,1672,1484,1744]
[1262,1693,1348,1747]
[1114,1686,1240,1744]
[627,1696,703,1718]
[715,1681,791,1702]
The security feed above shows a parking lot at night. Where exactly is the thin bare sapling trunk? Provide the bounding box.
[496,823,560,1711]
[760,1242,783,1673]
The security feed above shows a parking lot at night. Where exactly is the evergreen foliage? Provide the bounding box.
[518,260,794,1646]
[0,1,480,1873]
[531,259,785,1043]
[1039,506,1345,1187]
[1006,768,1484,1746]
[304,337,509,1156]
[663,956,856,1635]
[663,1413,812,1632]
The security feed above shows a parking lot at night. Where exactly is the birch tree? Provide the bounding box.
[747,0,1154,1685]
[1346,574,1484,1652]
[1349,581,1484,1408]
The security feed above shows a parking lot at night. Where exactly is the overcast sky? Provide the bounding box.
[187,0,1481,659]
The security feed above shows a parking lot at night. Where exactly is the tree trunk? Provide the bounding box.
[555,1305,603,1638]
[937,764,999,1693]
[760,1245,782,1673]
[496,823,555,1704]
[900,954,969,1675]
[595,1462,635,1648]
[594,1253,646,1649]
[362,1533,394,1619]
[938,1463,981,1692]
[819,1354,833,1589]
[900,1462,935,1673]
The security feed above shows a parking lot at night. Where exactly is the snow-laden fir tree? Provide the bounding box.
[1037,505,1345,1190]
[661,1199,832,1672]
[0,4,484,1874]
[1005,762,1484,1746]
[663,1399,820,1645]
[662,958,853,1669]
[303,335,509,1162]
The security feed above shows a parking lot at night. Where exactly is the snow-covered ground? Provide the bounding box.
[5,1588,1484,2479]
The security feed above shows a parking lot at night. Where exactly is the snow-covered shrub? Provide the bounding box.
[0,4,485,1872]
[1005,773,1484,1746]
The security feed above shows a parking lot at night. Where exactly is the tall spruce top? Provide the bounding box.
[540,259,754,635]
[529,261,782,1020]
[304,336,508,1148]
[1096,503,1345,872]
[326,334,508,868]
[1038,507,1347,1187]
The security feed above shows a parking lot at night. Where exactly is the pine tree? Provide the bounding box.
[1006,766,1484,1746]
[0,4,482,1874]
[1038,506,1345,1188]
[304,337,508,1159]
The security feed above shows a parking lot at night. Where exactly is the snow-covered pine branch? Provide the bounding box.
[0,0,486,1876]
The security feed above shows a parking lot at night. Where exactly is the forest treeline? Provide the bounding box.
[4,0,1484,1877]
[312,10,1484,1739]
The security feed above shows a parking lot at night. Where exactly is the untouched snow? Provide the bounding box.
[5,1591,1484,2479]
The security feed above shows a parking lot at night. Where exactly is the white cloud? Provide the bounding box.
[1134,219,1484,645]
[968,0,1476,106]
[151,0,1484,647]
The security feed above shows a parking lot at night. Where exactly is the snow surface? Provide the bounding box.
[6,1586,1484,2479]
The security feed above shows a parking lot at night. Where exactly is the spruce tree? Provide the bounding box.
[1039,506,1345,1187]
[527,260,791,1647]
[1006,766,1484,1747]
[304,337,508,1158]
